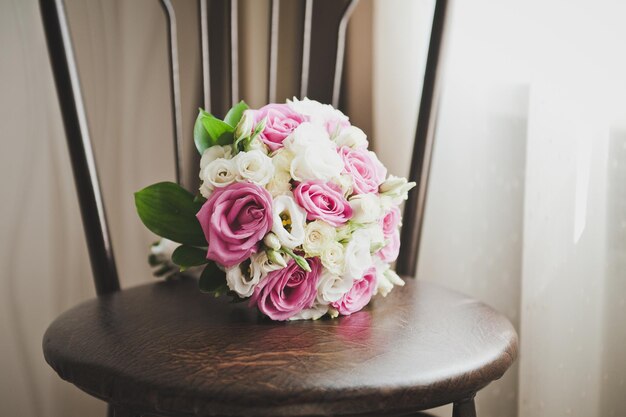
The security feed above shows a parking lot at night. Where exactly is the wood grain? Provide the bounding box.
[43,277,517,416]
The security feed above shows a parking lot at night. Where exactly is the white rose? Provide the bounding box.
[282,123,343,181]
[199,158,237,197]
[271,148,294,172]
[283,122,333,153]
[335,224,354,243]
[263,232,281,251]
[250,251,284,277]
[246,137,269,154]
[287,97,349,136]
[266,170,292,197]
[233,150,274,185]
[225,261,259,298]
[334,126,368,149]
[271,194,307,249]
[373,258,405,297]
[320,241,345,275]
[303,220,336,256]
[200,145,233,171]
[318,270,353,304]
[385,268,405,286]
[363,222,385,252]
[379,175,416,204]
[334,174,354,197]
[234,110,255,141]
[349,193,382,224]
[343,229,373,280]
[290,146,344,182]
[379,195,394,211]
[289,299,329,321]
[199,182,213,199]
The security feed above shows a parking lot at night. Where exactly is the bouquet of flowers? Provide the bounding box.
[135,98,415,321]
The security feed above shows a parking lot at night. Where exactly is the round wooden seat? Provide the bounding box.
[43,277,517,417]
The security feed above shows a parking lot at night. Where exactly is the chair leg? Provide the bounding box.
[452,395,477,417]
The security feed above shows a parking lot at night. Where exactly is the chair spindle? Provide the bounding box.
[396,0,450,277]
[159,0,184,187]
[39,0,120,295]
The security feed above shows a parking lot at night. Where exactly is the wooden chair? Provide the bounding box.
[39,0,518,416]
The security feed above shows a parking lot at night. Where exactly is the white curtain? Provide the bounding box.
[373,1,626,417]
[1,0,625,416]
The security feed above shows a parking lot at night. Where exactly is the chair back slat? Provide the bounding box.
[159,0,184,187]
[200,0,211,111]
[230,0,239,105]
[39,0,120,295]
[40,0,448,294]
[300,0,314,98]
[268,0,280,103]
[204,0,234,118]
[396,0,450,276]
[301,0,356,104]
[331,0,359,108]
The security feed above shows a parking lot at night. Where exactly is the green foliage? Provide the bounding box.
[223,101,249,127]
[134,182,207,247]
[198,262,227,296]
[193,109,234,153]
[282,247,312,272]
[172,245,209,270]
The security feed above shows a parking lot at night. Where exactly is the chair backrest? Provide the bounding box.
[39,0,449,296]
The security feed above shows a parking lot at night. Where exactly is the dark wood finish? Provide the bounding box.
[300,0,358,105]
[452,396,477,417]
[39,0,119,295]
[202,0,236,118]
[268,0,280,102]
[43,278,517,417]
[112,406,140,417]
[159,0,184,187]
[397,0,450,277]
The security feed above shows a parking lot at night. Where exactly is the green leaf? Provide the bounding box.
[172,245,209,270]
[193,193,207,204]
[193,109,211,154]
[198,262,227,294]
[193,109,235,153]
[134,182,207,247]
[203,115,234,146]
[223,100,249,127]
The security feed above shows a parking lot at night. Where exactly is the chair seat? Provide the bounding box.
[43,276,517,417]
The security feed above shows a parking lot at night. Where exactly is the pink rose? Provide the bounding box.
[196,182,273,267]
[338,146,387,195]
[250,257,322,321]
[377,229,400,263]
[294,181,353,227]
[331,267,377,316]
[380,206,401,236]
[250,104,306,151]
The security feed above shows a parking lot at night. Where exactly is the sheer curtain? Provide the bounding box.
[373,1,626,417]
[2,0,625,416]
